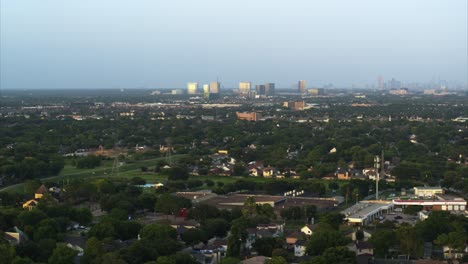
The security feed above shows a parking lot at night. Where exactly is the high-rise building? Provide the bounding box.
[239,82,251,94]
[298,80,306,93]
[378,76,384,90]
[265,83,275,95]
[210,81,220,94]
[255,85,266,95]
[203,84,210,99]
[187,82,198,94]
[307,88,324,95]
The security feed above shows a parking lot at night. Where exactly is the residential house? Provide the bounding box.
[355,241,373,256]
[300,224,316,236]
[442,245,468,260]
[349,241,374,256]
[363,168,378,180]
[285,231,304,246]
[67,243,84,257]
[336,168,350,180]
[4,227,27,245]
[22,199,39,211]
[35,184,48,199]
[249,167,262,177]
[262,167,276,178]
[246,224,284,250]
[294,240,307,257]
[350,229,373,242]
[350,169,366,180]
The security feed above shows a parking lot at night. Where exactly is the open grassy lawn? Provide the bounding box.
[1,155,184,194]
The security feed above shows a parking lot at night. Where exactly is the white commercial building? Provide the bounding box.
[413,187,443,197]
[342,201,394,225]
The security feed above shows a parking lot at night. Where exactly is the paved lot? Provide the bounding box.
[386,211,419,225]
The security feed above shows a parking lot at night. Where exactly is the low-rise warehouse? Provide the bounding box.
[342,201,394,225]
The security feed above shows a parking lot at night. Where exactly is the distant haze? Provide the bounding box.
[1,0,467,89]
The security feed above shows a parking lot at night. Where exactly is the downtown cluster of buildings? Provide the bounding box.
[183,80,325,98]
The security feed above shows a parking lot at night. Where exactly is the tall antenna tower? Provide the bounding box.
[374,150,384,200]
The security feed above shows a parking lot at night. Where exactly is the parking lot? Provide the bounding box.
[384,210,419,225]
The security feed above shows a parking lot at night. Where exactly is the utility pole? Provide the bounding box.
[374,154,380,200]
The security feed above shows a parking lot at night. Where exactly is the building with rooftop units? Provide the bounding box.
[413,187,443,197]
[342,201,394,225]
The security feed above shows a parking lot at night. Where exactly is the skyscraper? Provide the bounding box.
[203,84,210,99]
[378,76,384,90]
[210,81,220,94]
[265,83,275,95]
[239,82,251,94]
[255,84,266,95]
[298,80,306,93]
[187,82,198,94]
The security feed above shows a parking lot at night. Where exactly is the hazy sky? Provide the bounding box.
[1,0,467,89]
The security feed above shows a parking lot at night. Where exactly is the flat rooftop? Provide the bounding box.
[201,194,286,208]
[191,193,337,211]
[343,201,393,221]
[280,197,337,210]
[414,187,443,190]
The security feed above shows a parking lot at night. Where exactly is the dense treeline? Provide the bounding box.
[1,108,467,191]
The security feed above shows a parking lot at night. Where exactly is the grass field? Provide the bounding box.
[0,155,184,194]
[1,154,355,199]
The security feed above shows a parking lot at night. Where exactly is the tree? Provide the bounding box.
[226,217,249,258]
[48,244,77,264]
[33,218,59,241]
[252,237,283,257]
[306,224,350,256]
[87,221,117,240]
[82,237,104,264]
[318,213,344,230]
[355,230,364,241]
[202,218,230,238]
[140,224,177,241]
[130,177,146,185]
[17,209,47,229]
[369,229,395,257]
[271,248,289,260]
[155,194,191,215]
[165,166,189,181]
[181,228,206,245]
[100,252,127,264]
[305,246,357,264]
[434,231,467,260]
[219,257,240,264]
[76,155,101,169]
[11,257,34,264]
[396,226,423,258]
[403,205,423,215]
[115,221,142,240]
[187,204,220,222]
[0,244,16,264]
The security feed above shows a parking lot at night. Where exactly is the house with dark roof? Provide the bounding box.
[285,231,305,246]
[35,184,48,199]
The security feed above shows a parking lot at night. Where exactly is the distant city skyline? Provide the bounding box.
[1,0,467,89]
